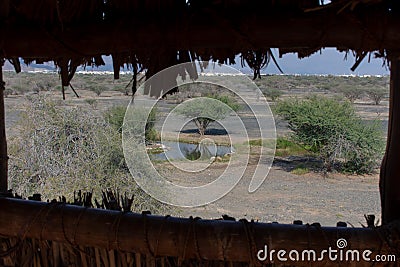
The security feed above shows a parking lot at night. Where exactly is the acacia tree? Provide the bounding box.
[365,87,388,105]
[335,86,364,103]
[176,95,240,135]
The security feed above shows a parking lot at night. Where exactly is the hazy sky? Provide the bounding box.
[107,48,389,76]
[234,48,389,76]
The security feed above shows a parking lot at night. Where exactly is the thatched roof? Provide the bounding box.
[1,0,399,85]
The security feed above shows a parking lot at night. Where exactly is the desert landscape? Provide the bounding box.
[3,71,389,227]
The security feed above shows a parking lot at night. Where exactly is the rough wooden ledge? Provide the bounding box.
[0,197,399,265]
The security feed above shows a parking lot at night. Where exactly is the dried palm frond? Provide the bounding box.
[241,49,283,80]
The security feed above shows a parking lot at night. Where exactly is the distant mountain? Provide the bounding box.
[3,60,57,72]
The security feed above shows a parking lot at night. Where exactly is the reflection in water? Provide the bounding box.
[183,145,202,160]
[149,141,232,161]
[182,143,215,161]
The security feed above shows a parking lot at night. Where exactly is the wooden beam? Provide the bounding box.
[0,60,7,192]
[1,11,400,59]
[380,53,400,224]
[0,197,398,265]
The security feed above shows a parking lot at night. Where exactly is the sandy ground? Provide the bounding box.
[155,157,381,227]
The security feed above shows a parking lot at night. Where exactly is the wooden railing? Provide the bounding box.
[0,197,399,266]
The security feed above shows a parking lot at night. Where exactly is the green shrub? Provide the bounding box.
[4,88,14,97]
[274,96,384,174]
[105,106,126,133]
[209,94,241,112]
[32,76,57,91]
[275,137,309,157]
[262,88,283,101]
[89,85,107,96]
[145,107,158,139]
[114,84,129,95]
[84,98,98,108]
[291,165,309,175]
[248,139,264,146]
[105,105,159,142]
[145,127,159,142]
[11,84,27,95]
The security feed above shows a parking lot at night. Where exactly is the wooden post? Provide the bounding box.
[380,53,400,224]
[0,59,8,192]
